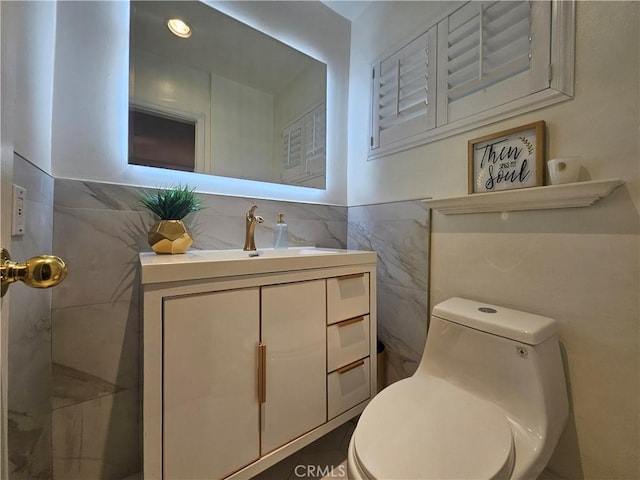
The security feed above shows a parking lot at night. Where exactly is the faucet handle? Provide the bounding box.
[247,205,258,219]
[244,205,262,251]
[248,206,263,223]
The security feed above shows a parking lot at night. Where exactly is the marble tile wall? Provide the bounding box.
[347,201,430,385]
[8,154,54,479]
[50,179,348,479]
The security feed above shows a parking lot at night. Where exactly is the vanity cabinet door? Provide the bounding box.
[261,280,327,453]
[163,288,260,480]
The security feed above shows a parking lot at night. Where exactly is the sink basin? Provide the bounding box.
[188,247,340,259]
[139,247,375,284]
[253,248,340,257]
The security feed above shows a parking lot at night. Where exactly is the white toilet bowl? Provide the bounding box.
[348,297,569,480]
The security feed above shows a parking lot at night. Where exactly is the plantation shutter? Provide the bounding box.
[436,1,551,125]
[281,104,326,185]
[371,26,437,152]
[305,104,326,176]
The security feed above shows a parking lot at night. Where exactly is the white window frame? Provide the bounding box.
[368,0,575,161]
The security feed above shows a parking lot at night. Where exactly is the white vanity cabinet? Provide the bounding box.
[140,248,377,479]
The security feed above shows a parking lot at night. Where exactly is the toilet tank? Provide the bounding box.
[418,298,568,444]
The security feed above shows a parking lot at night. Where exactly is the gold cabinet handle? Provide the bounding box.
[338,316,365,328]
[258,343,267,403]
[337,359,365,375]
[1,248,67,297]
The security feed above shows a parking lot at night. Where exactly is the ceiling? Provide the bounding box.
[131,1,324,94]
[322,1,373,21]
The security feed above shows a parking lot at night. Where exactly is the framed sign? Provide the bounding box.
[468,121,545,194]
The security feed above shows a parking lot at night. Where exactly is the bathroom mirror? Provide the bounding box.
[129,1,327,189]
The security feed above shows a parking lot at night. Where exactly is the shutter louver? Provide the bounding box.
[305,104,326,175]
[446,1,532,102]
[283,126,302,169]
[371,27,436,150]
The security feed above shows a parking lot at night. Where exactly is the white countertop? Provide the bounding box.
[139,247,377,284]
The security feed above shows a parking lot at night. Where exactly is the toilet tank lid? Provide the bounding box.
[433,297,557,345]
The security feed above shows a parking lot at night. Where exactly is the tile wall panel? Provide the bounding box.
[347,201,430,384]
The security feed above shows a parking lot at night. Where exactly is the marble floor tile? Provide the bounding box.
[121,414,562,480]
[256,421,355,480]
[8,409,51,479]
[52,389,139,480]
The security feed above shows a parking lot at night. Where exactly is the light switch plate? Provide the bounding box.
[12,184,26,236]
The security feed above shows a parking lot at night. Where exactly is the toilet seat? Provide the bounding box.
[352,376,515,480]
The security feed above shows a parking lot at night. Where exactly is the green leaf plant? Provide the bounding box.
[138,185,202,220]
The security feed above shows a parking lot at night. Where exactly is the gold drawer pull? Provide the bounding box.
[338,316,365,328]
[338,273,365,281]
[258,343,267,403]
[337,359,365,375]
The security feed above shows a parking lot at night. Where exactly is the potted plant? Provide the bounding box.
[138,185,202,254]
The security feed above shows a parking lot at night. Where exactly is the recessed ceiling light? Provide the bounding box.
[167,18,192,38]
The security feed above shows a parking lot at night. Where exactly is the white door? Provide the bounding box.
[0,107,7,480]
[0,130,9,480]
[0,2,15,476]
[0,131,6,480]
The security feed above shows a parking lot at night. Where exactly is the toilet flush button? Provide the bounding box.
[479,307,497,314]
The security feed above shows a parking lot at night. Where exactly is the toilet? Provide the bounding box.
[348,297,569,480]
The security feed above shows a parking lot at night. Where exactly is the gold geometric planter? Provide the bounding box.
[148,220,193,254]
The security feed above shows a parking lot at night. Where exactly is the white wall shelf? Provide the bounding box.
[422,179,624,215]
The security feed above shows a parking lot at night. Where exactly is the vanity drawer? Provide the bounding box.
[327,316,370,373]
[327,273,370,325]
[327,357,370,420]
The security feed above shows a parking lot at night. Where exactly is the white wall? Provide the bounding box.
[349,2,639,478]
[211,73,275,183]
[130,50,211,119]
[51,1,350,205]
[273,61,326,152]
[13,1,56,175]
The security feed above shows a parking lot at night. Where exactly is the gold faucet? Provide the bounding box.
[243,205,264,251]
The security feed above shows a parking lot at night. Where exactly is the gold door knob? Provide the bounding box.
[1,248,68,297]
